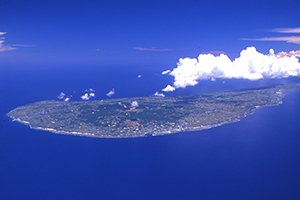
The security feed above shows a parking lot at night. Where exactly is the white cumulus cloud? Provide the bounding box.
[81,93,95,100]
[131,101,139,107]
[89,93,95,97]
[154,92,165,97]
[162,85,176,92]
[118,102,127,108]
[163,47,300,91]
[57,92,72,101]
[57,92,66,100]
[81,93,90,100]
[106,88,115,97]
[277,50,300,58]
[161,70,171,75]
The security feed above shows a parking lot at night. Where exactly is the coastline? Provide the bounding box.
[7,103,276,139]
[7,84,297,138]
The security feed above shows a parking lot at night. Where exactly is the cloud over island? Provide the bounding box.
[106,88,115,97]
[162,46,300,91]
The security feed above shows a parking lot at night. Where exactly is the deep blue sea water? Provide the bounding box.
[1,65,300,200]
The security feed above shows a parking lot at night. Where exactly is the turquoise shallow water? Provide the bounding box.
[1,65,300,200]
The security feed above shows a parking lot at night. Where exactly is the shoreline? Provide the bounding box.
[7,84,296,138]
[7,105,269,139]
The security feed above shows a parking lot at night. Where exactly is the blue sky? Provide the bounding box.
[0,0,300,67]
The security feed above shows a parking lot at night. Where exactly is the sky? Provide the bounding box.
[1,0,300,96]
[0,0,299,67]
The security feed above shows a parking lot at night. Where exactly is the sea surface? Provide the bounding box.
[1,65,300,200]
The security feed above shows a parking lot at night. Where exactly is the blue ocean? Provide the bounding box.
[1,65,300,200]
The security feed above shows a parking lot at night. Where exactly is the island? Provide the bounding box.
[7,84,300,138]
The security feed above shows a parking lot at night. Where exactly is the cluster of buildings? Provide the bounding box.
[7,85,288,138]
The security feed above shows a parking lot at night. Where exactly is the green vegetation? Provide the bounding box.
[7,84,300,138]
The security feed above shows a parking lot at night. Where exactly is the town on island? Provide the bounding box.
[7,84,300,138]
